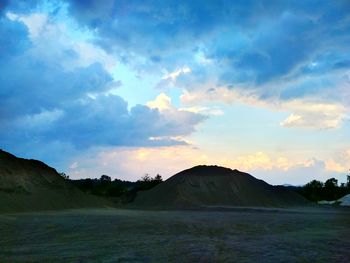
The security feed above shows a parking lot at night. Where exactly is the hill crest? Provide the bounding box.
[0,149,111,212]
[133,165,309,208]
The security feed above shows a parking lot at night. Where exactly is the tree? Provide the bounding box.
[325,178,338,188]
[59,172,69,180]
[100,175,111,182]
[154,174,163,182]
[324,178,338,200]
[299,180,323,202]
[306,180,323,189]
[141,174,152,182]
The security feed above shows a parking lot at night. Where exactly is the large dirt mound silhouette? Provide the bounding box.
[0,150,111,212]
[133,165,309,208]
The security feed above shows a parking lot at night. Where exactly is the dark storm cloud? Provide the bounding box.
[0,11,205,153]
[0,94,205,150]
[1,60,113,119]
[51,96,205,148]
[1,0,349,159]
[64,0,350,95]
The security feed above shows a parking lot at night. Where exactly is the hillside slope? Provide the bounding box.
[0,150,112,212]
[133,165,309,208]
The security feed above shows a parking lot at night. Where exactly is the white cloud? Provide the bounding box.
[219,152,296,172]
[69,161,79,169]
[280,100,347,129]
[180,87,236,105]
[141,93,206,145]
[18,13,48,38]
[72,41,116,71]
[180,87,348,130]
[179,106,224,116]
[280,113,302,127]
[324,149,350,173]
[162,66,191,81]
[180,87,264,106]
[7,12,48,38]
[325,159,346,173]
[147,93,173,111]
[8,12,116,73]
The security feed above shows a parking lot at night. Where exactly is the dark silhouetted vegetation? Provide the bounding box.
[293,173,350,202]
[59,172,69,179]
[70,174,163,203]
[69,169,350,204]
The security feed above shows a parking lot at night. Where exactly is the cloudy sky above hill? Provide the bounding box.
[1,0,349,184]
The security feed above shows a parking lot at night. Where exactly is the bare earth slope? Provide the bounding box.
[133,165,309,208]
[0,150,112,212]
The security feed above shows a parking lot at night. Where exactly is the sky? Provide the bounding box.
[0,0,349,185]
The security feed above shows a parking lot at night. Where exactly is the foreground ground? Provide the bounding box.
[0,207,349,262]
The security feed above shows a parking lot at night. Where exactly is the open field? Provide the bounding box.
[1,207,350,262]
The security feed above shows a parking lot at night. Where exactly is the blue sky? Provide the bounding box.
[0,0,349,184]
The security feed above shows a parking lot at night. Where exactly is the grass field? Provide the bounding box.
[1,207,350,262]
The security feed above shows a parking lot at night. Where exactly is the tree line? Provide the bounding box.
[295,175,350,202]
[61,171,350,204]
[69,173,163,203]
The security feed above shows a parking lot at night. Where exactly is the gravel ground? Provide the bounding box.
[0,207,349,262]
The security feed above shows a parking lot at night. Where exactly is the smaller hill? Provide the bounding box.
[133,165,309,208]
[0,150,112,213]
[339,194,350,206]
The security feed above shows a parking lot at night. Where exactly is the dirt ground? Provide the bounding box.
[0,207,349,262]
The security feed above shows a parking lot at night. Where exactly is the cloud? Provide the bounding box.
[0,12,117,121]
[3,1,347,102]
[219,152,291,172]
[0,15,31,59]
[324,149,350,173]
[68,147,296,181]
[181,87,349,129]
[1,0,350,183]
[210,152,347,185]
[0,58,114,119]
[253,158,347,185]
[67,145,210,181]
[5,1,347,130]
[325,159,346,173]
[180,87,241,105]
[280,100,347,129]
[179,106,224,116]
[1,92,205,151]
[8,12,47,38]
[65,0,227,55]
[63,0,350,82]
[0,10,205,158]
[66,146,348,185]
[0,0,41,15]
[161,66,191,81]
[6,11,116,72]
[147,93,172,111]
[147,92,222,118]
[212,12,320,84]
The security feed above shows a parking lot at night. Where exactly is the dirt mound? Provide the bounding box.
[0,150,112,213]
[133,165,309,208]
[339,194,350,206]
